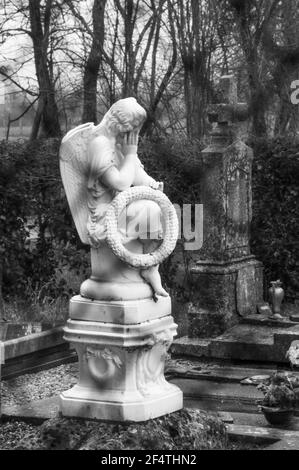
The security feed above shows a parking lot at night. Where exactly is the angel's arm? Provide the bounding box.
[101,155,137,192]
[90,134,137,192]
[133,163,159,189]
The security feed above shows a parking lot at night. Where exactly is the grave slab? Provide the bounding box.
[1,396,60,421]
[172,322,299,363]
[226,424,299,449]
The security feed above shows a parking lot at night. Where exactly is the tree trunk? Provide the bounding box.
[248,67,268,138]
[229,0,270,139]
[176,0,210,139]
[82,0,107,123]
[122,0,135,97]
[30,97,44,140]
[0,261,5,321]
[28,0,61,138]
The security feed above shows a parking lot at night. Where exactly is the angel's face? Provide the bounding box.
[116,125,141,146]
[116,131,126,145]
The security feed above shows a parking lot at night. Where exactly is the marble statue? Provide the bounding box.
[59,97,183,422]
[60,97,174,301]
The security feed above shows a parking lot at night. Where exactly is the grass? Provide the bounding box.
[2,296,69,324]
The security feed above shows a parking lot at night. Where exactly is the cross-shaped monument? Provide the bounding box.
[185,75,265,338]
[208,75,249,133]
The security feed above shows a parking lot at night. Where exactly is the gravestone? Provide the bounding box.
[188,75,265,337]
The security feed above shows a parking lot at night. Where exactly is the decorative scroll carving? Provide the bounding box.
[136,328,175,397]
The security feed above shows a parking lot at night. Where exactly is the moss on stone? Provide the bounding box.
[16,408,227,450]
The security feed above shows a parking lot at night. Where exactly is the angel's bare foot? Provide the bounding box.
[141,266,169,297]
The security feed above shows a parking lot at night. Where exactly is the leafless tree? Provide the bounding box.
[28,0,61,138]
[172,0,216,139]
[226,0,281,138]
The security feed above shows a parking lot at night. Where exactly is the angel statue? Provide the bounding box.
[60,97,176,302]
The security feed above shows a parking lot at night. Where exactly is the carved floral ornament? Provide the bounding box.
[225,141,252,181]
[84,346,122,383]
[85,346,122,366]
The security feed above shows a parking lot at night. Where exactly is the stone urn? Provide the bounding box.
[269,280,284,316]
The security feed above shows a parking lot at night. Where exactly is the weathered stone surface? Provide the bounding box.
[236,261,264,316]
[173,322,299,364]
[170,377,263,414]
[188,309,228,338]
[171,337,210,358]
[2,396,59,421]
[199,141,253,262]
[241,314,294,328]
[188,258,264,335]
[3,327,64,361]
[15,409,228,450]
[226,424,299,450]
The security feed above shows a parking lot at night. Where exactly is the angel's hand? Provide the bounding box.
[149,180,164,192]
[123,130,139,157]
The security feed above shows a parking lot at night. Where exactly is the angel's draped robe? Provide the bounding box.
[86,135,162,247]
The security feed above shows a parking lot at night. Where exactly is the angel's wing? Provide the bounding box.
[59,122,95,244]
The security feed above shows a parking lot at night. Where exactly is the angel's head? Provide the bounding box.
[100,97,147,136]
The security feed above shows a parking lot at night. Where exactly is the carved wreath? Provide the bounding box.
[105,186,179,268]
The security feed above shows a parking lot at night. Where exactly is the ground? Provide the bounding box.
[0,360,282,450]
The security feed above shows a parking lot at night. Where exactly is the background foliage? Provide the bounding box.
[0,136,298,318]
[251,137,299,301]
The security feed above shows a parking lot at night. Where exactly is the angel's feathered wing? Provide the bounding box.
[59,122,95,244]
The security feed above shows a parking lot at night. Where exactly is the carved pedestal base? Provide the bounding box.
[60,297,183,422]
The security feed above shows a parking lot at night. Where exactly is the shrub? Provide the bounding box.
[0,138,89,308]
[251,137,299,300]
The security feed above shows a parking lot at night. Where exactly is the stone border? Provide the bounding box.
[3,327,65,361]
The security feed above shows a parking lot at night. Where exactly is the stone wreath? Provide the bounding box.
[105,186,178,268]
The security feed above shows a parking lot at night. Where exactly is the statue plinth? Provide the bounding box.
[60,296,183,422]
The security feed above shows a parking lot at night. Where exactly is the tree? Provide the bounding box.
[28,0,61,138]
[263,0,299,135]
[227,0,281,138]
[173,0,216,139]
[65,0,107,124]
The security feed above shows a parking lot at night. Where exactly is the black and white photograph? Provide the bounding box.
[0,0,299,456]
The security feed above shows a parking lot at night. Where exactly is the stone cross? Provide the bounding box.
[185,74,265,339]
[208,75,249,141]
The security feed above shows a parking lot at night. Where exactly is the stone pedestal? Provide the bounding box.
[60,296,183,422]
[189,258,264,337]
